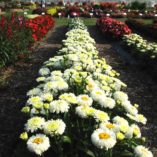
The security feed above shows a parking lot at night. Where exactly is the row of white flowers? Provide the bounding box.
[123,33,157,59]
[20,18,153,157]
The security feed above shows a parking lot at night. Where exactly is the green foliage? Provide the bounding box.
[130,1,146,10]
[0,15,33,68]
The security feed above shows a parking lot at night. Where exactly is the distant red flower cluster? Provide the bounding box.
[26,15,55,41]
[97,17,131,38]
[100,2,118,9]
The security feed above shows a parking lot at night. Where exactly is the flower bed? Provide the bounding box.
[0,14,55,68]
[26,15,55,41]
[97,17,131,39]
[126,19,157,40]
[20,18,153,157]
[123,33,157,60]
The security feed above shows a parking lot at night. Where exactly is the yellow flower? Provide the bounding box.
[116,132,125,140]
[44,103,50,110]
[20,132,28,140]
[134,103,139,108]
[21,106,30,113]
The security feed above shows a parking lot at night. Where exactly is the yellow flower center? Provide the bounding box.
[95,91,102,95]
[33,137,43,144]
[141,148,148,154]
[81,96,89,101]
[106,123,115,129]
[87,83,93,89]
[99,133,110,139]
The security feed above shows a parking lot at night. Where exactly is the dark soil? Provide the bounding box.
[0,26,67,157]
[0,25,157,157]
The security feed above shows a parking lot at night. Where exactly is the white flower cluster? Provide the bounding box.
[20,18,153,157]
[123,33,157,59]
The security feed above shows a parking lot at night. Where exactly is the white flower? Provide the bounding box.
[44,119,66,136]
[126,114,147,125]
[39,68,50,76]
[25,117,45,133]
[99,97,116,109]
[91,128,116,150]
[36,77,46,82]
[44,82,57,92]
[27,96,42,105]
[27,88,42,96]
[137,114,147,125]
[27,96,43,109]
[51,70,62,77]
[113,91,128,102]
[99,122,119,133]
[42,93,53,102]
[134,145,153,157]
[113,116,130,133]
[86,79,98,91]
[57,81,69,91]
[75,106,95,118]
[131,124,141,138]
[90,89,106,102]
[113,116,129,126]
[94,110,110,122]
[27,134,50,156]
[122,100,138,115]
[59,93,77,104]
[77,94,93,106]
[50,100,70,114]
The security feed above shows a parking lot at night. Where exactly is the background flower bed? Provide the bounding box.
[96,17,131,39]
[97,17,157,79]
[0,14,55,68]
[126,19,157,41]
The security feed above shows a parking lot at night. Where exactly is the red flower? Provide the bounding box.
[97,17,131,39]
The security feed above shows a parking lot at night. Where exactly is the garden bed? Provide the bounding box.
[126,19,157,42]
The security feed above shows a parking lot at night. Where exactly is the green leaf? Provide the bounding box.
[120,150,134,157]
[86,150,95,157]
[62,136,72,144]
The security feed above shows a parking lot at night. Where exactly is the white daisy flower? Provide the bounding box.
[57,81,69,91]
[113,91,128,102]
[51,70,63,77]
[42,93,53,102]
[131,124,141,138]
[94,110,110,122]
[27,134,50,156]
[27,96,43,109]
[134,145,153,157]
[59,93,77,104]
[43,82,57,92]
[39,68,50,76]
[90,89,106,102]
[27,88,42,96]
[44,119,66,136]
[77,94,93,106]
[91,128,116,150]
[75,106,95,118]
[25,117,45,133]
[99,97,116,109]
[99,122,119,133]
[50,100,70,114]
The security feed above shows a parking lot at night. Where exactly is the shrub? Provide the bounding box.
[97,17,131,39]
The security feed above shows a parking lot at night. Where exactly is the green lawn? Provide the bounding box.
[55,17,97,26]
